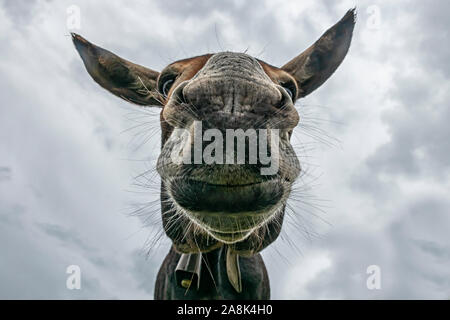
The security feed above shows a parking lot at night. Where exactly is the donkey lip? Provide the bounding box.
[168,177,284,215]
[166,177,286,243]
[207,230,253,243]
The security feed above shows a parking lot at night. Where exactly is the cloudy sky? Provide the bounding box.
[0,0,449,299]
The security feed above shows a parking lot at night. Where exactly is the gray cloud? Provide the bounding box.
[0,0,449,299]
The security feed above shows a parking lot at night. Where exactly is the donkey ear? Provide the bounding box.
[282,9,356,98]
[71,33,162,106]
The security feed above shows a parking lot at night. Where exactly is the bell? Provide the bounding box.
[175,253,202,290]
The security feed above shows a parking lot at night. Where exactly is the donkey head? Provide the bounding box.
[72,10,355,256]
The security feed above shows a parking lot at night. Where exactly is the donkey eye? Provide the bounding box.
[162,79,174,97]
[158,73,177,97]
[284,87,294,100]
[281,81,297,101]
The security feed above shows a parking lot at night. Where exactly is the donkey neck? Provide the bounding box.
[154,246,270,300]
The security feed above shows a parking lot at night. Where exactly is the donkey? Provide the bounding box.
[72,9,355,299]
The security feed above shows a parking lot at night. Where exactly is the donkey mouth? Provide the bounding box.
[170,178,283,214]
[167,177,286,242]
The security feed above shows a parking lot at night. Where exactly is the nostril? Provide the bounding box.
[171,81,189,105]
